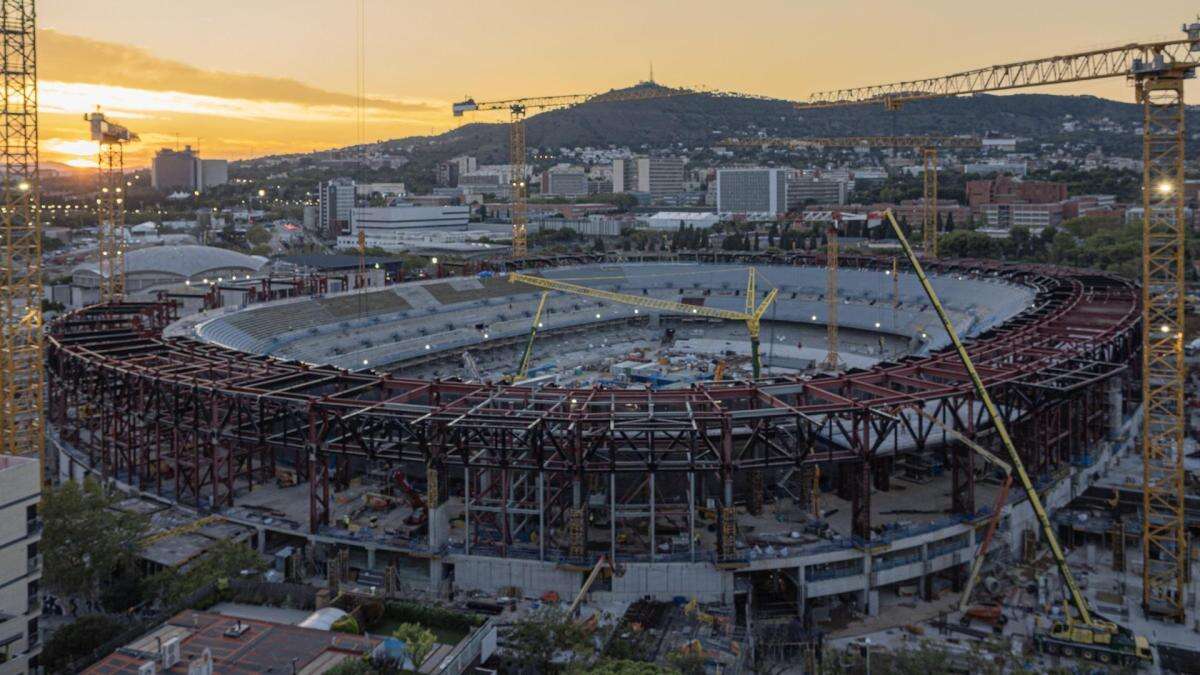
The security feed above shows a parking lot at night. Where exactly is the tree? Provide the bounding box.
[41,614,132,673]
[42,478,146,602]
[666,647,708,675]
[246,224,271,247]
[937,230,998,259]
[393,622,436,670]
[503,608,594,673]
[146,539,266,606]
[582,659,675,674]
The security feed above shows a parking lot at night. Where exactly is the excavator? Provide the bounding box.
[390,469,428,527]
[884,210,1152,666]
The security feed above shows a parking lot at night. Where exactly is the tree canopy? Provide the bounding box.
[42,478,146,601]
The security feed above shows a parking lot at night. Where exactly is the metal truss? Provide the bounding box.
[47,255,1138,564]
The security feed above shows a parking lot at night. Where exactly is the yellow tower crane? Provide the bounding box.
[722,135,981,255]
[86,110,138,303]
[796,24,1200,623]
[0,0,41,468]
[507,270,778,378]
[454,84,789,257]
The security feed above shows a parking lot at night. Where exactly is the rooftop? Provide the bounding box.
[74,245,267,279]
[84,610,379,674]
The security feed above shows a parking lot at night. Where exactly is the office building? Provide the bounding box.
[786,174,847,208]
[0,455,41,674]
[981,202,1064,231]
[356,183,407,200]
[339,204,471,251]
[612,157,685,199]
[541,170,588,198]
[151,146,227,192]
[318,178,356,237]
[966,175,1064,207]
[716,168,787,217]
[151,147,200,191]
[199,159,228,189]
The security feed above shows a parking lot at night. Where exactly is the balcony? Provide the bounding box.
[26,555,40,574]
[24,519,41,537]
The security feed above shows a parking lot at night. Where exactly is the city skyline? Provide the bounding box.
[40,0,1200,167]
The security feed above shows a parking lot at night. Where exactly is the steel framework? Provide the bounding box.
[795,20,1200,623]
[46,254,1138,566]
[1137,72,1188,621]
[97,143,125,301]
[0,0,41,465]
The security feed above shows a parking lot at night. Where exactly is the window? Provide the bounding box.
[24,504,38,536]
[26,618,38,647]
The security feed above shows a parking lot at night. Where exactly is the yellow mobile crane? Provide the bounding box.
[799,24,1200,618]
[884,210,1150,665]
[507,270,778,378]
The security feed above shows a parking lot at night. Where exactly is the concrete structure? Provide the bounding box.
[318,177,355,237]
[786,174,848,208]
[716,168,787,217]
[0,456,41,674]
[151,146,200,192]
[339,205,470,251]
[613,156,685,199]
[966,175,1066,207]
[540,170,587,198]
[981,201,1065,231]
[355,183,407,200]
[199,159,228,189]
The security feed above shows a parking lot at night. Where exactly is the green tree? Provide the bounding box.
[146,539,266,606]
[246,223,271,246]
[582,659,676,674]
[393,622,436,670]
[42,478,146,602]
[503,608,594,673]
[666,647,707,675]
[41,614,132,673]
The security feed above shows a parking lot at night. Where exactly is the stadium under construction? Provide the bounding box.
[43,250,1153,627]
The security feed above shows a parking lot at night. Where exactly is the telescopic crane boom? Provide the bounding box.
[885,210,1149,663]
[798,22,1200,622]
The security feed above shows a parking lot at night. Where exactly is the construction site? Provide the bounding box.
[0,0,1197,671]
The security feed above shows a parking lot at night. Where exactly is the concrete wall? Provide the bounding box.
[605,562,732,604]
[451,556,582,600]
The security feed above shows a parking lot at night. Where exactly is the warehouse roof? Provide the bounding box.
[74,245,267,279]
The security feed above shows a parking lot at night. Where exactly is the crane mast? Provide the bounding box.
[798,23,1200,624]
[0,0,41,468]
[86,111,138,303]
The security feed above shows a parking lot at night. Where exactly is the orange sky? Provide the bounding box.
[38,1,1200,167]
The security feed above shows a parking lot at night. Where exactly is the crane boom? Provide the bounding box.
[799,38,1200,108]
[722,135,981,149]
[883,210,1098,627]
[507,272,777,377]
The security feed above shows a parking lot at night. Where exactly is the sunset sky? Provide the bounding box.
[39,1,1200,168]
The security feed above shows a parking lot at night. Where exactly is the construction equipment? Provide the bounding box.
[452,85,693,257]
[712,360,727,381]
[885,210,1150,665]
[86,110,138,303]
[390,469,428,526]
[513,291,549,382]
[462,351,483,382]
[911,407,1014,613]
[141,515,224,547]
[508,269,778,377]
[567,555,610,617]
[453,83,785,257]
[799,22,1200,622]
[0,0,41,468]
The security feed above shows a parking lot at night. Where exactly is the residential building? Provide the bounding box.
[318,178,355,237]
[151,146,200,191]
[0,455,41,674]
[966,175,1067,208]
[716,168,787,217]
[612,156,685,198]
[199,159,228,189]
[636,156,685,198]
[540,170,588,198]
[151,147,227,192]
[786,174,847,208]
[981,201,1065,231]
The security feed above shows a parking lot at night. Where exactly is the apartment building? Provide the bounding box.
[716,168,787,217]
[0,456,41,674]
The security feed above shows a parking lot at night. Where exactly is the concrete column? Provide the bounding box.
[1106,376,1123,437]
[366,547,376,569]
[256,527,267,553]
[867,589,880,617]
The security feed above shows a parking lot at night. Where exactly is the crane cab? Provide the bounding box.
[451,99,478,116]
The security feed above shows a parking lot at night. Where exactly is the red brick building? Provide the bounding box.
[966,176,1068,208]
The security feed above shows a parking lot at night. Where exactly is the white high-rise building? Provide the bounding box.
[612,156,685,198]
[0,456,41,674]
[716,168,787,217]
[319,178,356,237]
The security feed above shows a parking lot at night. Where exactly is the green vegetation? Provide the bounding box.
[40,614,132,674]
[42,478,146,602]
[392,622,436,669]
[145,539,267,606]
[501,607,595,673]
[331,614,361,634]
